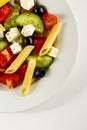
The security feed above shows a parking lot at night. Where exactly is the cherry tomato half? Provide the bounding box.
[42,13,58,30]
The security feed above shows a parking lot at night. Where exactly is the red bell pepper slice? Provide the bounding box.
[0,4,11,23]
[0,74,20,89]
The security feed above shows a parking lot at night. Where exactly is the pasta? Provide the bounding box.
[0,0,10,7]
[39,23,62,56]
[5,45,34,74]
[21,59,36,96]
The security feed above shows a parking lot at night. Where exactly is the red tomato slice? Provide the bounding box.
[0,66,6,73]
[17,63,28,79]
[42,13,58,30]
[0,46,16,68]
[0,74,20,89]
[0,5,11,23]
[34,37,46,54]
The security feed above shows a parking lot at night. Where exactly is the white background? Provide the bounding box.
[0,0,87,129]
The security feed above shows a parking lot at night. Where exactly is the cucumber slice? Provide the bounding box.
[0,40,9,51]
[15,13,44,34]
[4,6,20,30]
[26,55,53,68]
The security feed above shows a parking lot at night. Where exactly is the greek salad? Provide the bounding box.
[0,0,61,95]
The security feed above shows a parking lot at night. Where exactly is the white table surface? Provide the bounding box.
[0,0,87,130]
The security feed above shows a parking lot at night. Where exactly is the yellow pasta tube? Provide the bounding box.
[5,46,34,74]
[0,0,10,7]
[21,59,36,96]
[39,23,62,56]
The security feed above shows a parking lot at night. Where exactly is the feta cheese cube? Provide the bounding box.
[21,24,35,37]
[5,27,20,42]
[47,46,59,58]
[10,42,22,54]
[20,0,34,10]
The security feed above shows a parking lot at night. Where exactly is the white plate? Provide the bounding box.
[0,0,78,112]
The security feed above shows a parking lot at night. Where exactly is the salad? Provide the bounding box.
[0,0,62,96]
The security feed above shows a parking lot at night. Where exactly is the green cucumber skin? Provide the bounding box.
[15,13,44,34]
[26,55,53,68]
[0,41,9,51]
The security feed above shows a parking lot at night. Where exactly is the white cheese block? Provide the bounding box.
[5,27,20,42]
[20,0,34,10]
[21,24,35,37]
[10,42,22,54]
[47,46,59,58]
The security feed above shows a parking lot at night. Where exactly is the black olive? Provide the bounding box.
[33,5,48,17]
[34,68,46,79]
[23,36,34,46]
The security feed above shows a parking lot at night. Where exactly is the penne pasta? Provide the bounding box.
[39,23,62,56]
[0,0,10,7]
[21,59,36,96]
[5,46,34,74]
